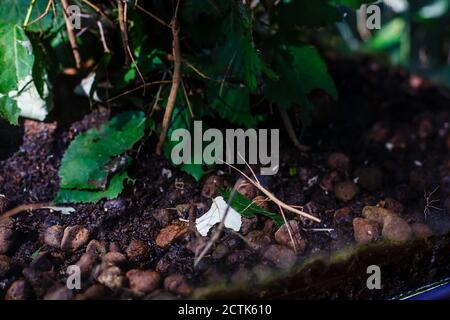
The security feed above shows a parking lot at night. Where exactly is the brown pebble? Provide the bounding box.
[378,198,404,214]
[411,223,433,239]
[42,225,64,248]
[155,223,187,248]
[382,215,412,242]
[164,274,191,297]
[44,286,74,300]
[102,252,127,266]
[61,225,90,252]
[333,207,352,225]
[235,178,258,199]
[86,240,106,256]
[5,280,32,300]
[362,206,391,224]
[0,194,8,213]
[241,216,258,235]
[355,167,383,191]
[320,171,340,192]
[0,218,15,254]
[126,269,161,293]
[263,244,297,269]
[153,208,174,227]
[274,220,306,253]
[97,266,124,290]
[417,115,434,139]
[352,218,380,244]
[246,230,272,251]
[327,152,350,172]
[76,252,97,276]
[0,254,11,278]
[109,242,121,253]
[201,175,224,198]
[76,284,108,300]
[175,204,192,219]
[368,122,390,143]
[212,243,230,260]
[126,239,150,261]
[334,181,359,202]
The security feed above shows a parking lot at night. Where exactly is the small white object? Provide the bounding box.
[162,168,172,179]
[414,160,423,167]
[385,142,394,151]
[195,196,242,237]
[45,206,75,215]
[74,73,102,102]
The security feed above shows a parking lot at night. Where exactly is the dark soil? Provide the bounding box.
[1,55,450,300]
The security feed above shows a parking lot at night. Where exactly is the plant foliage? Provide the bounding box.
[0,0,388,202]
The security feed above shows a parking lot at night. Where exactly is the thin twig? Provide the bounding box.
[156,0,182,155]
[117,0,130,65]
[23,0,38,27]
[81,0,114,26]
[105,80,171,103]
[181,79,194,118]
[61,0,82,69]
[24,0,53,28]
[278,106,310,152]
[134,0,171,27]
[277,204,298,252]
[97,21,110,53]
[117,0,146,94]
[220,159,321,223]
[0,203,52,222]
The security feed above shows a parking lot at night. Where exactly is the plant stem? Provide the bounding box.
[23,0,38,28]
[156,0,182,155]
[61,0,82,69]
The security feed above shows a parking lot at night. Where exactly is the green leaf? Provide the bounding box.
[203,1,268,92]
[58,111,146,190]
[220,188,284,226]
[265,45,337,127]
[0,24,47,124]
[276,0,342,29]
[0,24,34,94]
[207,82,263,127]
[163,106,205,181]
[0,0,54,32]
[54,171,131,204]
[0,96,21,125]
[364,18,406,50]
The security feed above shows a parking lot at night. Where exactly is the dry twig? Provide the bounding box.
[0,203,52,222]
[278,106,310,152]
[220,159,321,223]
[156,0,182,155]
[117,0,146,94]
[61,0,82,69]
